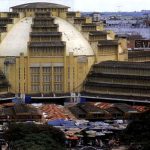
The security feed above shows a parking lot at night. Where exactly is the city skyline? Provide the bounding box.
[0,0,150,12]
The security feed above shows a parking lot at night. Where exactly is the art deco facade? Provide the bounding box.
[0,2,127,96]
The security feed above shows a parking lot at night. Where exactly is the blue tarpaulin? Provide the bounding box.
[25,96,31,104]
[80,97,86,103]
[48,119,76,128]
[12,98,20,103]
[48,119,64,126]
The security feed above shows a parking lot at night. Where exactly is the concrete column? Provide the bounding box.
[51,64,54,92]
[19,53,25,94]
[69,52,74,92]
[90,41,98,63]
[27,55,31,94]
[40,64,43,93]
[63,47,67,93]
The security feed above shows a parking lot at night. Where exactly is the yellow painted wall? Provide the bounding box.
[96,24,104,31]
[107,31,115,40]
[85,17,92,23]
[0,33,7,43]
[76,12,81,17]
[0,13,7,17]
[19,12,26,19]
[59,12,67,19]
[66,54,94,92]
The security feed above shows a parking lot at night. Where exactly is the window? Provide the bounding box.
[31,67,40,84]
[43,75,51,82]
[54,84,62,92]
[43,84,51,92]
[54,67,63,83]
[54,67,63,74]
[54,75,62,82]
[31,75,40,83]
[68,67,70,79]
[31,67,40,74]
[31,85,40,92]
[42,67,51,83]
[43,67,51,73]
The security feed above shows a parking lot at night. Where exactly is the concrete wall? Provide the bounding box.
[0,16,24,43]
[66,53,94,92]
[59,12,67,19]
[74,24,81,31]
[0,13,7,17]
[13,18,20,24]
[6,24,14,32]
[0,12,25,19]
[76,12,81,17]
[0,33,7,43]
[107,30,115,40]
[81,32,89,40]
[96,24,104,31]
[19,12,25,19]
[86,17,92,23]
[66,18,74,24]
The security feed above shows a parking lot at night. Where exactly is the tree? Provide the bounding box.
[4,123,66,150]
[120,110,150,150]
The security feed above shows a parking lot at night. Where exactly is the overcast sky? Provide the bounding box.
[0,0,150,12]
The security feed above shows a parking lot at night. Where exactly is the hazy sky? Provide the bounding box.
[0,0,150,12]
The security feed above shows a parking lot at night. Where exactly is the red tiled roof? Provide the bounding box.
[40,104,74,121]
[94,102,114,109]
[132,106,148,112]
[0,103,15,107]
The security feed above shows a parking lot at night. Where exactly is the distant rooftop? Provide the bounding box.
[11,2,69,9]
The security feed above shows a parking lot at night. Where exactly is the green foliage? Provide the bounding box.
[4,123,66,150]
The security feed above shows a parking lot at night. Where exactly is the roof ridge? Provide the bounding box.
[11,2,70,9]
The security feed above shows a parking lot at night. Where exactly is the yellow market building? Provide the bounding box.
[0,2,128,96]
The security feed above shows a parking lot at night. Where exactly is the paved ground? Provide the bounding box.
[0,17,32,56]
[55,17,94,56]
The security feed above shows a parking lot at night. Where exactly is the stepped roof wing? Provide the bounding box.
[128,50,150,58]
[30,32,62,36]
[28,41,65,47]
[82,23,97,27]
[89,31,107,36]
[11,2,69,9]
[98,40,119,46]
[94,61,150,70]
